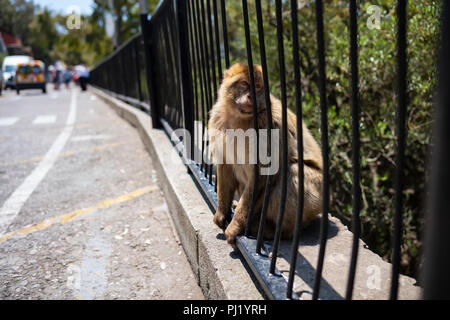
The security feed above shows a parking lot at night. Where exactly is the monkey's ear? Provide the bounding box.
[253,64,263,88]
[224,69,231,79]
[253,64,263,76]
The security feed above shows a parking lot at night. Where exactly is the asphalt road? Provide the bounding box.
[0,84,203,300]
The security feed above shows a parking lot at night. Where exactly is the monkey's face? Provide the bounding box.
[221,63,265,118]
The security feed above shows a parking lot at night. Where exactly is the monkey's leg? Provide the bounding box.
[300,163,323,226]
[225,172,265,246]
[264,163,322,240]
[213,164,238,230]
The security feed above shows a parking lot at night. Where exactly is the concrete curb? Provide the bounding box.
[89,87,263,300]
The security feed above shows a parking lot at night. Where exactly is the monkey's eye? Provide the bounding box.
[237,80,249,90]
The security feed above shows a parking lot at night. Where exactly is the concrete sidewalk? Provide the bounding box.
[0,86,203,299]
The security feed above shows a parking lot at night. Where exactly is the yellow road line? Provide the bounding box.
[0,141,129,167]
[0,185,157,243]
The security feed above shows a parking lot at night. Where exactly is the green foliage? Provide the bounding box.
[0,0,159,67]
[223,0,439,278]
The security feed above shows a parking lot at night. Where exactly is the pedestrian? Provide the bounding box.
[53,61,63,90]
[77,64,90,91]
[63,67,72,89]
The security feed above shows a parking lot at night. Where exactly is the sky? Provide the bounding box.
[33,0,94,15]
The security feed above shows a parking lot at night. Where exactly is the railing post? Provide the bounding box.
[424,0,450,300]
[176,0,195,160]
[139,0,160,128]
[134,38,144,103]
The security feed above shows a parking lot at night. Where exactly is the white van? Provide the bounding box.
[2,55,33,89]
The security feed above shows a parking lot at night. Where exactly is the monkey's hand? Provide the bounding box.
[213,209,227,230]
[224,215,245,247]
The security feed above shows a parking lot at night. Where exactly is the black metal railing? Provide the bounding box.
[90,0,450,300]
[91,33,149,112]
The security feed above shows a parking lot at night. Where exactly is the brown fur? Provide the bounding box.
[208,63,323,246]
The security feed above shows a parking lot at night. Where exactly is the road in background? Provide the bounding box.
[0,85,203,299]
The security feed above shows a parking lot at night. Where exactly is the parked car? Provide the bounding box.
[0,68,3,95]
[15,60,46,94]
[2,55,33,90]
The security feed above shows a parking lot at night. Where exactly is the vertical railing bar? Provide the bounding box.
[159,20,172,125]
[140,8,160,128]
[199,0,214,181]
[213,0,223,82]
[105,60,109,90]
[123,46,129,97]
[110,58,115,92]
[206,0,217,185]
[176,0,195,159]
[390,0,408,301]
[255,0,273,254]
[119,48,124,96]
[220,0,230,68]
[121,48,130,97]
[106,59,112,92]
[345,0,362,300]
[423,0,450,300]
[193,0,208,174]
[167,5,183,128]
[312,0,330,300]
[126,45,133,98]
[109,58,113,92]
[115,54,121,95]
[269,0,289,275]
[212,0,222,193]
[241,0,260,238]
[206,0,218,101]
[111,57,116,93]
[134,38,144,102]
[117,54,122,95]
[286,0,305,300]
[162,18,178,126]
[188,0,199,164]
[130,42,135,100]
[117,50,123,96]
[130,41,137,98]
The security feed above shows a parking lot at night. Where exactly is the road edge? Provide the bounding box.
[89,87,263,300]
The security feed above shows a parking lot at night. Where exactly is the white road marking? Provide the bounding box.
[33,115,57,125]
[75,212,112,300]
[0,89,77,233]
[71,135,111,142]
[0,117,19,126]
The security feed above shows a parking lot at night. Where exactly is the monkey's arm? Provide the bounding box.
[213,164,237,230]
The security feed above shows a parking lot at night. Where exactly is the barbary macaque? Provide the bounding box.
[208,62,323,246]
